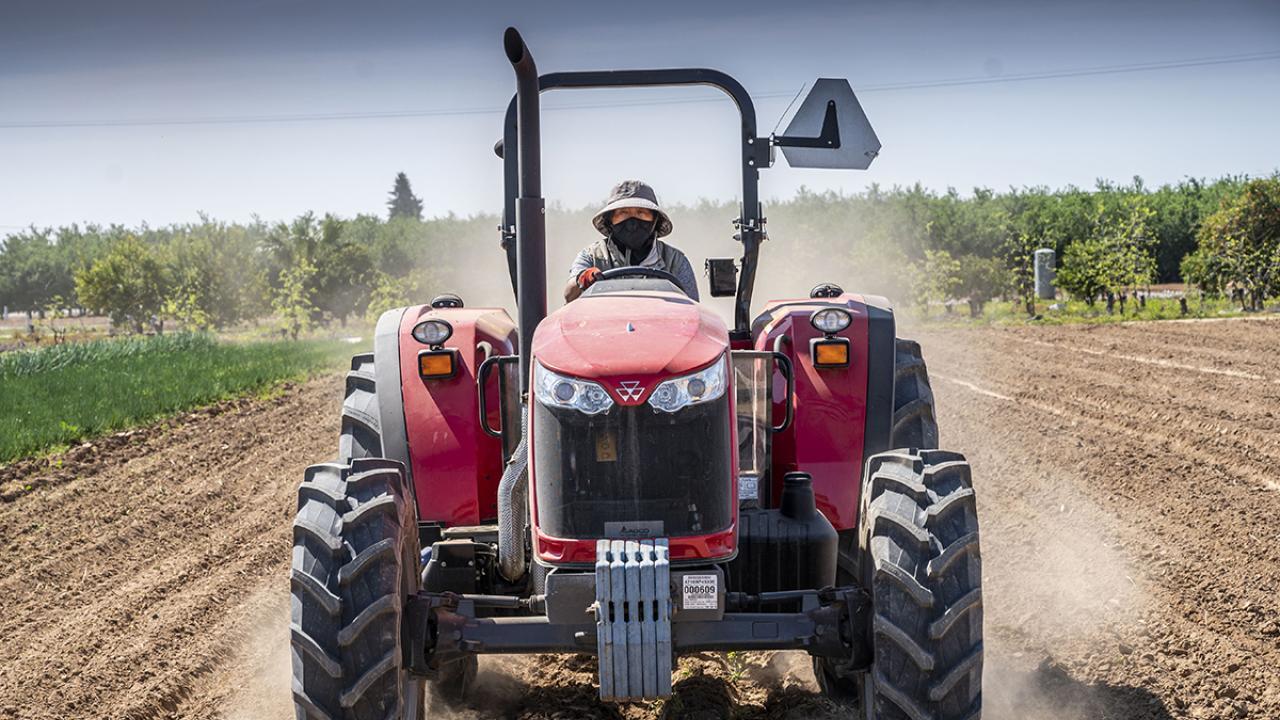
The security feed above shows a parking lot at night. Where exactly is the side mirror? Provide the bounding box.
[705,258,738,298]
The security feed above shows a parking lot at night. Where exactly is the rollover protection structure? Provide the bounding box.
[289,26,983,720]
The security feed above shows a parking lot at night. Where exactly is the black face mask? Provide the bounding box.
[609,217,656,253]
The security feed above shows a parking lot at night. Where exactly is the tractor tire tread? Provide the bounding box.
[927,531,980,580]
[291,623,343,678]
[292,567,342,616]
[338,595,398,647]
[929,588,982,640]
[891,338,939,451]
[340,354,384,462]
[294,516,345,553]
[339,650,399,709]
[291,455,422,719]
[338,537,398,587]
[293,685,339,720]
[873,613,935,671]
[343,494,401,526]
[863,450,983,720]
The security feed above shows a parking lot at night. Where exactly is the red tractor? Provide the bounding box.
[290,28,982,720]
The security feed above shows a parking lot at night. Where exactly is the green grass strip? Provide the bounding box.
[0,333,354,463]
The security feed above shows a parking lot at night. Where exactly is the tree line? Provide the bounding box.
[1,173,1277,334]
[755,174,1276,317]
[0,172,453,337]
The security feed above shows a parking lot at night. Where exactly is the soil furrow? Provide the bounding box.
[3,321,1278,719]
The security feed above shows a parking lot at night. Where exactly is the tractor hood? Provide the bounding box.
[531,290,728,404]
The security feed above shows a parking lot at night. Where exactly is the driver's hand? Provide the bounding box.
[577,267,603,290]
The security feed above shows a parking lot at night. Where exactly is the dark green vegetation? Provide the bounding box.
[1,173,1277,330]
[387,171,425,221]
[1181,178,1280,311]
[0,333,351,463]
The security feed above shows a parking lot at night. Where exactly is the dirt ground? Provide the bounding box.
[2,317,1279,719]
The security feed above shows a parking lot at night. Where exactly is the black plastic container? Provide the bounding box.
[724,472,838,599]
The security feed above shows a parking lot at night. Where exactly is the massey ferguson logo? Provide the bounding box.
[616,380,645,402]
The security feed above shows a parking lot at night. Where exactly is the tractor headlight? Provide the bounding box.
[412,319,453,346]
[810,308,852,335]
[534,362,614,415]
[648,358,727,414]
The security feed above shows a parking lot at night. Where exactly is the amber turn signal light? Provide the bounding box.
[811,338,850,368]
[418,349,457,379]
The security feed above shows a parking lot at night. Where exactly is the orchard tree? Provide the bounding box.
[387,172,424,221]
[911,249,960,315]
[153,217,271,331]
[1057,237,1110,306]
[274,256,318,340]
[1005,231,1043,316]
[1058,195,1156,310]
[75,236,170,333]
[1100,196,1157,309]
[365,272,421,324]
[0,230,64,317]
[1193,177,1280,310]
[953,254,1008,318]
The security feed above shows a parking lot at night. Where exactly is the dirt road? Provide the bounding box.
[2,318,1278,719]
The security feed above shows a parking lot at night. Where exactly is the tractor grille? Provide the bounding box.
[533,396,733,540]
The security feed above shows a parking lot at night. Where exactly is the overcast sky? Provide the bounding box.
[2,0,1278,232]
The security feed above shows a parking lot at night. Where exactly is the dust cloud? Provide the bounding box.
[980,498,1147,720]
[223,590,293,720]
[919,328,1150,719]
[421,199,917,330]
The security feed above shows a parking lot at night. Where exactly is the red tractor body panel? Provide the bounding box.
[532,290,727,405]
[397,304,516,525]
[754,293,872,532]
[529,290,738,565]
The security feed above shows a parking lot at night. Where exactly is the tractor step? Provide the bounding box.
[442,524,500,544]
[594,538,672,701]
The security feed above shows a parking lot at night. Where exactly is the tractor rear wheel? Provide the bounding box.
[337,351,479,705]
[340,352,385,463]
[859,449,983,720]
[290,458,424,720]
[890,338,938,451]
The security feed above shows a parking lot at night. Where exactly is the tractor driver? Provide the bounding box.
[564,180,699,302]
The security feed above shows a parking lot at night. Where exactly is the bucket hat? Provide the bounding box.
[591,180,673,238]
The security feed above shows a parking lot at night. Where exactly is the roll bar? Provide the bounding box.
[499,27,860,360]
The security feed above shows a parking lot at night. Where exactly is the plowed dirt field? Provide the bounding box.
[2,317,1278,719]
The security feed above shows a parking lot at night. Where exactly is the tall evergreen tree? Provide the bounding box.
[387,172,424,221]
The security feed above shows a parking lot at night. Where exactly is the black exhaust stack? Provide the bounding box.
[504,27,546,393]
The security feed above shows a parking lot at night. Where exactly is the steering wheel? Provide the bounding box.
[598,266,681,285]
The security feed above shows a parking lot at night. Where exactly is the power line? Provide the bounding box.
[856,50,1280,92]
[2,50,1277,130]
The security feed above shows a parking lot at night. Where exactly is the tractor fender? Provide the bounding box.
[374,307,413,481]
[751,293,894,533]
[378,303,517,526]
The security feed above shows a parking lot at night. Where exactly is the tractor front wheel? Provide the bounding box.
[859,449,983,720]
[290,458,425,720]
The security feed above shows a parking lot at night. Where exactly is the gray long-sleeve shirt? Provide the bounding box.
[568,238,700,301]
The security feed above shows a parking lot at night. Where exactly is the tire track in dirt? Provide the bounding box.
[0,376,340,720]
[4,320,1279,719]
[916,321,1280,719]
